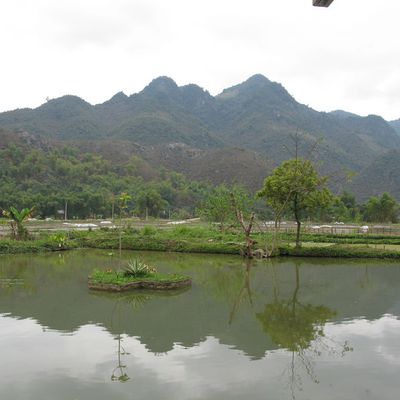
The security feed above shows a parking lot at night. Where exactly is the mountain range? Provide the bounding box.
[1,74,399,200]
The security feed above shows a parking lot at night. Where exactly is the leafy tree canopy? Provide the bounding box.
[258,158,332,246]
[363,192,398,223]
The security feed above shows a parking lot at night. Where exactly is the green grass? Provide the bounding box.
[277,232,400,245]
[74,228,242,255]
[90,269,188,285]
[0,236,78,254]
[3,224,400,260]
[279,244,400,259]
[52,227,400,259]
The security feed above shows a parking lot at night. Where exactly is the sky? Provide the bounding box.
[1,0,400,120]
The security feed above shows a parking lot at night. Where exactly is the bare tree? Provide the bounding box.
[230,192,255,258]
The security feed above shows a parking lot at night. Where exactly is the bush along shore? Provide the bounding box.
[0,236,78,254]
[1,226,400,260]
[279,244,400,259]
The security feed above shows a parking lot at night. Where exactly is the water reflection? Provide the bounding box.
[229,261,254,324]
[1,251,400,400]
[360,265,372,289]
[94,288,191,382]
[1,251,398,355]
[224,260,352,398]
[257,264,336,351]
[111,334,130,382]
[256,263,351,399]
[109,293,151,383]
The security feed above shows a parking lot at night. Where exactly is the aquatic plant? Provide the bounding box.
[123,259,156,278]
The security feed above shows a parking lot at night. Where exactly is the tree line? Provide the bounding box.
[0,142,398,225]
[199,160,399,233]
[0,144,212,219]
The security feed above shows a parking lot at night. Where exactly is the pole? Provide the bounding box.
[64,201,68,221]
[111,195,115,223]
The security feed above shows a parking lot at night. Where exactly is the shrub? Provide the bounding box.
[123,259,156,278]
[141,226,157,236]
[50,233,68,249]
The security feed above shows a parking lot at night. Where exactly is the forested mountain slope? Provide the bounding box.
[389,119,400,135]
[349,150,400,201]
[1,75,399,199]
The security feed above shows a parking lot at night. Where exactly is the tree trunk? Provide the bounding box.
[245,231,255,258]
[293,194,301,248]
[230,193,255,258]
[295,220,301,248]
[17,222,24,241]
[9,221,17,239]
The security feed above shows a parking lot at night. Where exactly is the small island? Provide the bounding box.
[88,259,192,292]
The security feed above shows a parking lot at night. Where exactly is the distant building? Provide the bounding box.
[313,0,335,7]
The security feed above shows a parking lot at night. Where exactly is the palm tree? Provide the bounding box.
[3,207,34,240]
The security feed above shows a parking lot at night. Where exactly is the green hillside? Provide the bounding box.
[0,129,213,218]
[349,150,400,201]
[1,75,400,200]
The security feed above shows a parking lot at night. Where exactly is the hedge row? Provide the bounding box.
[279,245,400,259]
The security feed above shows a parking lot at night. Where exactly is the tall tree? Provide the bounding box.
[136,189,165,219]
[363,192,398,223]
[199,185,251,231]
[258,159,332,247]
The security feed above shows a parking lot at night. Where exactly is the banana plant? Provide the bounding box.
[3,207,34,240]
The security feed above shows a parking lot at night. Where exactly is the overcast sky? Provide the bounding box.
[1,0,400,120]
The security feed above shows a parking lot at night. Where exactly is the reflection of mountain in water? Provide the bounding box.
[1,251,400,358]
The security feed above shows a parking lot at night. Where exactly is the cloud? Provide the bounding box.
[1,0,400,119]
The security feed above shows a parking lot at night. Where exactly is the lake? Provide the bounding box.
[1,250,399,400]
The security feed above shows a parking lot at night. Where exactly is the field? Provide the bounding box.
[1,217,400,259]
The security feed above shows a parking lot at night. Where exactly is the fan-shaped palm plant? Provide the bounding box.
[3,207,34,240]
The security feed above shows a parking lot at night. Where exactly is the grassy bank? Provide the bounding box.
[74,227,241,255]
[2,225,400,260]
[72,227,400,259]
[280,244,400,259]
[278,232,400,245]
[0,236,78,254]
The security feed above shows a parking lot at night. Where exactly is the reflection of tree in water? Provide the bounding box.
[0,258,33,292]
[109,292,151,383]
[255,264,352,399]
[360,265,373,289]
[257,266,335,352]
[199,262,249,302]
[229,260,254,324]
[111,333,130,382]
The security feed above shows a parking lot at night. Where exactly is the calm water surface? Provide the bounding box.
[1,250,400,400]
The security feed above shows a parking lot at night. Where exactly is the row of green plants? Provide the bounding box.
[76,228,240,255]
[278,232,400,245]
[2,223,400,261]
[280,244,400,259]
